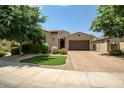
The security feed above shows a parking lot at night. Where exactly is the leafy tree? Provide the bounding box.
[91,5,124,38]
[0,5,46,54]
[0,6,14,40]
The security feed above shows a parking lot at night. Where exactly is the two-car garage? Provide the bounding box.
[69,40,89,50]
[65,32,95,50]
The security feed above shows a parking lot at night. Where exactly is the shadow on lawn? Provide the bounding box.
[0,54,51,68]
[20,56,55,64]
[0,59,39,68]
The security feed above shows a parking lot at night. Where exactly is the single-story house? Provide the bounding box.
[1,29,124,53]
[42,30,96,51]
[93,36,124,52]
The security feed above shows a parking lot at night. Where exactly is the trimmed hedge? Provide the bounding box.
[22,43,31,54]
[109,49,123,56]
[11,42,19,47]
[0,51,6,57]
[11,42,49,55]
[58,48,67,54]
[31,43,41,54]
[41,43,49,54]
[11,47,19,55]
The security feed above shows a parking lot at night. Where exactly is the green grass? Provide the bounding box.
[20,56,67,66]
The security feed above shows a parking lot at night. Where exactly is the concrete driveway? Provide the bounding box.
[68,51,124,72]
[0,51,124,88]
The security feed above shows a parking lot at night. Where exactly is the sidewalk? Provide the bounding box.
[0,60,124,88]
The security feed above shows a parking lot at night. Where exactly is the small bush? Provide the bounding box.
[22,43,31,54]
[41,43,49,54]
[51,46,58,54]
[0,51,6,57]
[2,47,10,52]
[58,48,67,54]
[31,43,41,54]
[109,49,123,56]
[0,45,10,52]
[11,47,19,55]
[11,42,19,47]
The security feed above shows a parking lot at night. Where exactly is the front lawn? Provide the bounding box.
[20,56,67,66]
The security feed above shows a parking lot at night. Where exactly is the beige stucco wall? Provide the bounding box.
[58,31,70,48]
[58,31,70,39]
[114,37,124,51]
[42,31,59,51]
[42,30,70,51]
[94,36,124,52]
[96,42,107,52]
[120,37,124,51]
[65,32,95,50]
[120,42,124,51]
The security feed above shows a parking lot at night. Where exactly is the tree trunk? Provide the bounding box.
[19,42,23,56]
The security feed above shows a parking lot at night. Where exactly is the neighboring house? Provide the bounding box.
[93,36,124,52]
[43,30,96,51]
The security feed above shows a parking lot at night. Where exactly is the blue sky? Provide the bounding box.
[40,5,102,37]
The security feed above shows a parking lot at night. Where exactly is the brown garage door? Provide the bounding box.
[69,40,89,50]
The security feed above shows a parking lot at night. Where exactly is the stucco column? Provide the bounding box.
[89,40,93,50]
[65,39,69,50]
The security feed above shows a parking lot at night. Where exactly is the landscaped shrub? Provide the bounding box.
[22,43,32,54]
[11,47,19,55]
[0,45,11,52]
[0,51,6,57]
[58,48,67,54]
[2,39,7,46]
[51,46,58,54]
[0,45,5,52]
[109,49,123,56]
[41,43,49,54]
[11,42,19,47]
[31,43,41,54]
[2,47,11,52]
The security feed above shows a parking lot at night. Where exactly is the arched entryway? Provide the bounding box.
[60,39,65,49]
